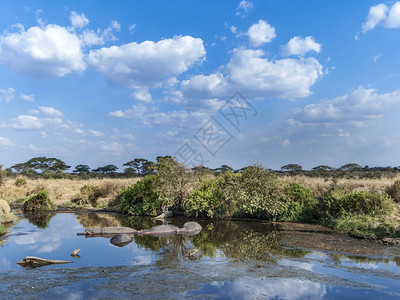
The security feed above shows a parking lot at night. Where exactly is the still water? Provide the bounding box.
[1,212,399,299]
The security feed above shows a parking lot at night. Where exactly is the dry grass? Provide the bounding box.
[280,175,400,198]
[0,177,139,206]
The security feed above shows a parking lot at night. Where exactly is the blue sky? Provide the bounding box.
[1,0,400,171]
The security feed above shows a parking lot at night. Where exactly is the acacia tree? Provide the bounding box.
[338,163,362,172]
[93,165,118,175]
[73,164,91,175]
[311,165,334,172]
[281,164,303,172]
[12,157,70,174]
[123,158,150,176]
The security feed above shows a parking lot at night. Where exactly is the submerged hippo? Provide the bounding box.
[110,233,133,247]
[137,224,180,237]
[177,222,202,236]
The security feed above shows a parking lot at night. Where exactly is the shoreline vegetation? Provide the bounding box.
[1,157,400,242]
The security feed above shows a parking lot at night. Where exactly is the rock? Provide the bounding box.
[381,237,400,245]
[110,234,133,247]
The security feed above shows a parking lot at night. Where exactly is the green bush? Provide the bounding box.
[22,190,56,212]
[186,178,223,218]
[14,178,27,187]
[0,224,6,236]
[318,188,393,224]
[281,183,317,222]
[119,175,161,216]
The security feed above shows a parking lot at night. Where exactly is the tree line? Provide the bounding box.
[1,156,399,179]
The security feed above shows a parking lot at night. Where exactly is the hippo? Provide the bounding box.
[110,233,133,247]
[177,222,202,236]
[137,224,180,237]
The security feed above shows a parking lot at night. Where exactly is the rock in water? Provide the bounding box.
[178,222,202,235]
[110,233,133,247]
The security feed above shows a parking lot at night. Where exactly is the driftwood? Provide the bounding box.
[71,249,81,258]
[17,256,72,268]
[77,227,137,236]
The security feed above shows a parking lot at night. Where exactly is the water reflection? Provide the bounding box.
[25,211,55,229]
[1,213,400,299]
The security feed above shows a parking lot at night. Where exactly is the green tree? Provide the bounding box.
[214,164,234,175]
[338,163,362,172]
[17,157,70,173]
[123,158,149,176]
[281,164,303,172]
[73,164,91,175]
[311,165,334,172]
[93,165,118,174]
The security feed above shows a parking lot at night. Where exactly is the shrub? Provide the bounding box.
[0,165,4,186]
[22,190,56,212]
[185,178,223,218]
[317,188,393,224]
[281,183,317,222]
[0,224,6,236]
[119,175,161,216]
[14,178,27,187]
[386,179,400,203]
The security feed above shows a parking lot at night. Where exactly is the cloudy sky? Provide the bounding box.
[1,0,400,171]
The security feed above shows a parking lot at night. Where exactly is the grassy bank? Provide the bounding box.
[1,161,399,240]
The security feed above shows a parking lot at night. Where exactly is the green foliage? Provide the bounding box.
[281,164,303,172]
[119,175,161,216]
[14,178,27,187]
[0,224,5,236]
[186,179,223,218]
[318,188,393,225]
[22,190,56,212]
[281,183,317,222]
[386,179,400,203]
[338,163,362,172]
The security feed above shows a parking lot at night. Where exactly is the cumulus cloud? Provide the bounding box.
[236,0,254,17]
[362,2,400,33]
[0,87,15,102]
[131,88,152,103]
[282,36,321,56]
[294,87,400,125]
[36,106,63,117]
[87,35,205,89]
[88,129,105,137]
[70,11,89,29]
[0,136,13,147]
[248,20,276,47]
[109,103,156,120]
[182,48,323,100]
[21,94,35,102]
[0,24,85,78]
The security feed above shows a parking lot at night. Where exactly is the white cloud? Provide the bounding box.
[248,20,276,47]
[182,48,323,100]
[5,115,47,130]
[87,35,206,89]
[0,24,85,78]
[88,130,105,137]
[362,2,400,33]
[282,36,321,56]
[37,106,63,117]
[294,87,400,124]
[109,103,156,120]
[111,21,121,31]
[39,131,48,138]
[0,136,13,146]
[0,88,15,102]
[100,141,124,153]
[122,134,136,141]
[236,0,254,17]
[70,11,89,29]
[21,94,35,102]
[128,24,136,33]
[131,88,152,103]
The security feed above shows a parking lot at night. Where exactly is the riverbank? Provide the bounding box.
[1,172,400,243]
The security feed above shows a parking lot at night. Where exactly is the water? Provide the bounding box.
[1,212,399,299]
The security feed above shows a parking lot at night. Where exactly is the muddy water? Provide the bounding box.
[1,212,399,299]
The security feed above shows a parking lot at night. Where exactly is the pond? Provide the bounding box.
[1,212,399,299]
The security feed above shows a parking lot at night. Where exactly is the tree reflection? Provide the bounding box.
[25,211,55,229]
[76,212,122,228]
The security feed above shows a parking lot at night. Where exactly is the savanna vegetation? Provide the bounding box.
[1,157,400,240]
